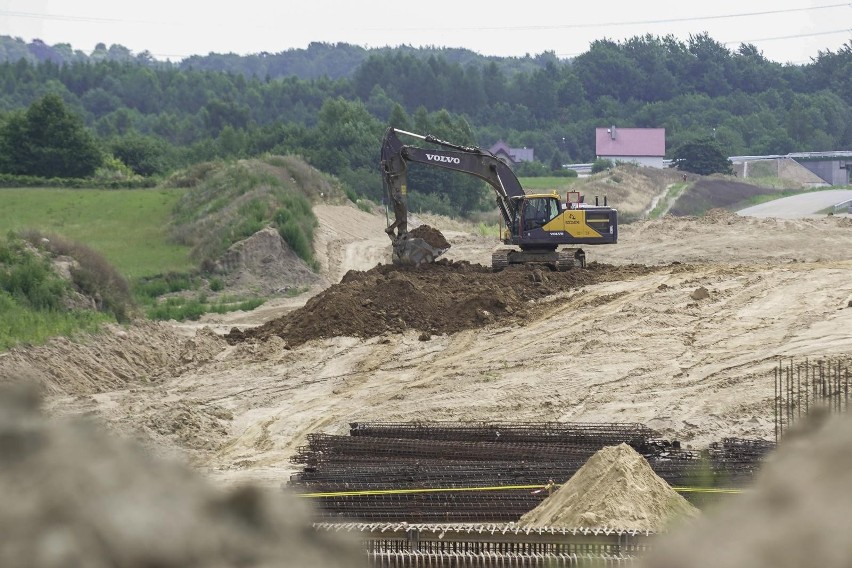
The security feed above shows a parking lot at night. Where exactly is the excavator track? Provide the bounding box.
[555,248,586,271]
[491,249,511,272]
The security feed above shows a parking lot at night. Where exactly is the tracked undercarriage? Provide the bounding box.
[491,247,586,272]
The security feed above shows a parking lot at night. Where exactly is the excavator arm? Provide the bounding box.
[380,127,523,240]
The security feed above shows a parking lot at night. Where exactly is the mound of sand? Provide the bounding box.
[519,443,699,532]
[216,226,322,295]
[225,260,660,347]
[0,383,360,568]
[641,409,852,568]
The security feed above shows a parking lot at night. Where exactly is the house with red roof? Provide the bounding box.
[595,126,666,168]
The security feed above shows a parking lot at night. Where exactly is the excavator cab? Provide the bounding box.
[511,195,561,234]
[520,196,560,232]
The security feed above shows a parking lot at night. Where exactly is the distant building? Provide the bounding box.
[729,152,852,186]
[489,140,534,167]
[788,152,851,186]
[595,126,666,168]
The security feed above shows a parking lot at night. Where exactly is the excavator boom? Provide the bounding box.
[381,128,521,236]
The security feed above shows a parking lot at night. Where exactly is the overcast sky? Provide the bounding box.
[1,1,849,65]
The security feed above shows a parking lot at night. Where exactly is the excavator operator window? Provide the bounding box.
[523,197,559,230]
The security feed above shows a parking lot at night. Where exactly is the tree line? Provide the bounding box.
[0,34,849,214]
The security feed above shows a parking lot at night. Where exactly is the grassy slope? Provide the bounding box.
[668,178,827,216]
[0,188,192,279]
[518,176,579,192]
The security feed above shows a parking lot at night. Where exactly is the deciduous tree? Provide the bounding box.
[672,136,733,175]
[0,93,102,178]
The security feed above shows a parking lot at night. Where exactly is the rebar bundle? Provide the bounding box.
[290,421,772,522]
[774,358,850,442]
[315,491,541,523]
[319,523,649,567]
[291,434,604,466]
[367,551,637,567]
[350,421,658,446]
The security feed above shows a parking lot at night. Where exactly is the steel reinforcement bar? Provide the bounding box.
[366,551,637,567]
[317,523,650,567]
[349,421,659,446]
[291,435,615,465]
[774,358,850,442]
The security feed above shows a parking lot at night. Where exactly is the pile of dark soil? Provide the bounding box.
[226,260,658,347]
[409,224,451,249]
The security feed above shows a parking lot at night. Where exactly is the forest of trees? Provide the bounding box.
[0,33,849,213]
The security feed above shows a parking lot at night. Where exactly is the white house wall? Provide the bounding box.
[601,156,665,168]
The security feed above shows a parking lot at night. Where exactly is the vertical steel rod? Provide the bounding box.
[774,365,779,443]
[797,364,801,420]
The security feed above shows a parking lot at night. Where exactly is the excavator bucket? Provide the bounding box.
[391,234,448,266]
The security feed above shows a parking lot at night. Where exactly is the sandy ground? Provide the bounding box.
[4,204,852,490]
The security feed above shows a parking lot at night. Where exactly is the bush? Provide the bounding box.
[591,158,614,174]
[145,293,265,321]
[134,272,195,299]
[272,193,318,266]
[277,220,313,265]
[514,160,551,177]
[0,234,116,350]
[147,297,206,321]
[0,241,66,311]
[342,184,359,203]
[0,173,155,189]
[20,231,135,322]
[552,169,578,178]
[0,290,109,351]
[406,191,456,218]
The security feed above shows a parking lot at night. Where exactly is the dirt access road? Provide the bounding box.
[738,189,852,218]
[3,204,852,489]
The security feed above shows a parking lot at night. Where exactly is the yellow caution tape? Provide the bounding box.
[296,484,744,498]
[672,487,744,494]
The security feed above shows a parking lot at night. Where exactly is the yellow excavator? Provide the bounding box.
[380,127,618,270]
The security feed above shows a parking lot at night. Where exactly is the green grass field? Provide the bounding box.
[518,176,579,193]
[0,188,193,279]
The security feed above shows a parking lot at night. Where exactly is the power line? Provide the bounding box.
[0,10,137,24]
[365,3,852,32]
[1,5,848,62]
[724,28,851,44]
[0,3,849,32]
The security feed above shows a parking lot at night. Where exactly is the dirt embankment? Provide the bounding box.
[225,260,662,347]
[0,322,223,397]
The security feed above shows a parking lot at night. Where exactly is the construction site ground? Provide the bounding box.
[4,201,852,493]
